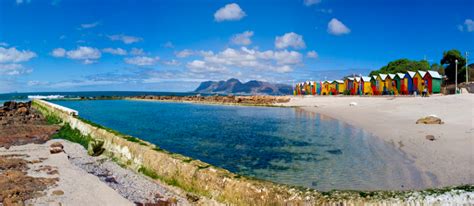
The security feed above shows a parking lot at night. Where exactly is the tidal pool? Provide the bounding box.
[54,100,425,191]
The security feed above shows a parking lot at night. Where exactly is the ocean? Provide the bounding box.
[52,99,425,191]
[0,91,215,105]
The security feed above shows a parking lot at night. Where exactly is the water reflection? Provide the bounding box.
[54,100,425,191]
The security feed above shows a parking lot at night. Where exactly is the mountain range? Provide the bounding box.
[194,79,292,95]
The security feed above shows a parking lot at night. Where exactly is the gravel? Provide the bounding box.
[60,140,190,205]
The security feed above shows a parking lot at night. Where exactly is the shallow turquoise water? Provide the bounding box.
[54,100,425,191]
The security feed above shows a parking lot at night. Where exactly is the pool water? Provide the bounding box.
[54,100,425,191]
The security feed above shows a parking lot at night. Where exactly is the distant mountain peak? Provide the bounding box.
[194,78,292,95]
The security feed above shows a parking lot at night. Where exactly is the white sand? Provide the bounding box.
[278,94,474,188]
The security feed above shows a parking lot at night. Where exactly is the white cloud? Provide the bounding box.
[108,34,142,44]
[51,48,66,57]
[275,32,306,49]
[187,60,228,73]
[83,59,97,64]
[0,64,32,76]
[65,46,101,60]
[124,56,159,66]
[465,19,474,31]
[186,47,302,74]
[162,59,181,66]
[51,46,101,64]
[458,19,474,32]
[0,42,8,47]
[130,48,145,56]
[327,18,351,35]
[27,80,49,86]
[230,30,254,45]
[80,21,100,29]
[304,0,321,6]
[0,47,37,63]
[102,48,127,55]
[273,50,303,65]
[49,80,120,88]
[214,3,246,22]
[307,50,318,59]
[176,49,194,58]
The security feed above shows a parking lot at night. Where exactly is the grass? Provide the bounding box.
[182,158,193,163]
[52,124,92,149]
[197,164,210,170]
[138,166,182,188]
[124,136,140,142]
[138,166,161,180]
[111,156,127,168]
[45,114,62,125]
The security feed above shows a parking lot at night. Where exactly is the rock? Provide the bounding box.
[167,197,178,204]
[416,116,444,124]
[3,101,17,110]
[105,176,118,184]
[52,190,64,196]
[426,135,435,141]
[50,147,63,154]
[16,107,28,115]
[50,142,64,149]
[128,95,290,105]
[186,193,200,202]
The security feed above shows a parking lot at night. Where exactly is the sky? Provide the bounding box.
[0,0,473,93]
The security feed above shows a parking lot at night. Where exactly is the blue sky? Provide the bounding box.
[0,0,473,93]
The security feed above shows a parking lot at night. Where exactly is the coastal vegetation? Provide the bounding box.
[52,124,91,149]
[369,49,471,84]
[369,59,430,76]
[440,49,468,83]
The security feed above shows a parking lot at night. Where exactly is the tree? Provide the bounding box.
[440,49,466,83]
[430,63,445,75]
[369,59,430,76]
[469,63,474,83]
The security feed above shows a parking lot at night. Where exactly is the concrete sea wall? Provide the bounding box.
[31,99,473,206]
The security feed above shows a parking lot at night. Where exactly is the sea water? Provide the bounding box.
[53,99,425,191]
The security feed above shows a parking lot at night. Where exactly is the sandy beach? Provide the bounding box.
[279,94,474,188]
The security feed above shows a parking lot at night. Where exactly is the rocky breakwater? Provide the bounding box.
[0,101,59,149]
[129,95,291,106]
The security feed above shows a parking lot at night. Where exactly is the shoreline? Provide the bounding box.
[2,97,473,205]
[30,99,474,205]
[39,94,474,189]
[278,94,474,189]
